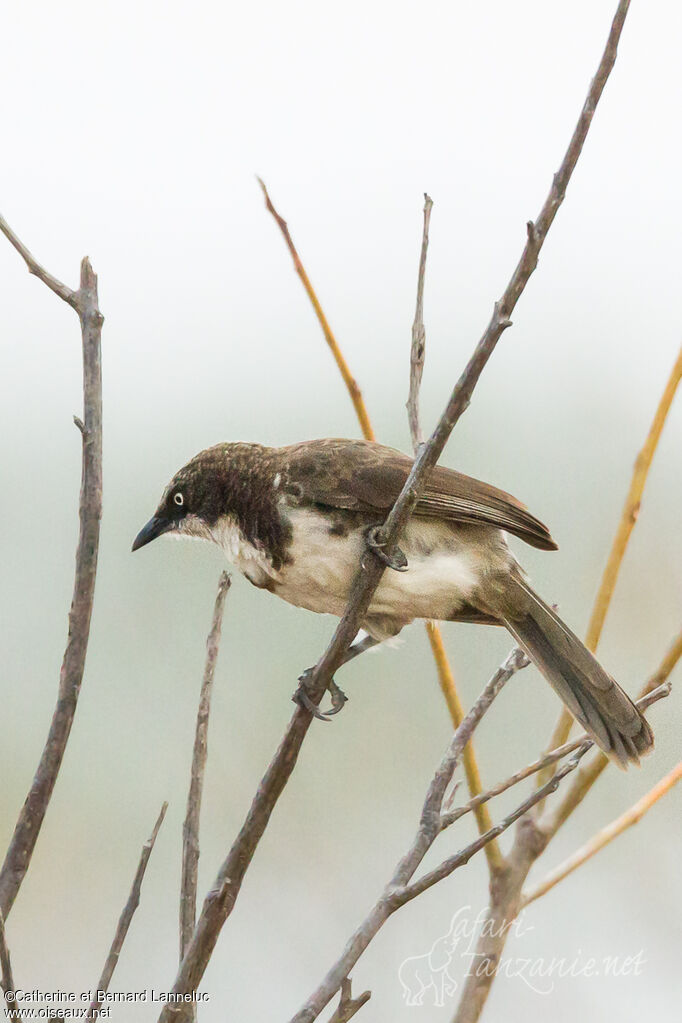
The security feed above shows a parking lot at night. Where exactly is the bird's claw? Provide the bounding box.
[292,668,348,720]
[366,526,408,572]
[326,680,348,715]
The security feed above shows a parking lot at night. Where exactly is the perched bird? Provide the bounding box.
[133,438,653,766]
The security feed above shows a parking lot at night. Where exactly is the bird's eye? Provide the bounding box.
[174,492,184,507]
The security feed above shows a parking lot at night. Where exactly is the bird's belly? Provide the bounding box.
[272,508,486,623]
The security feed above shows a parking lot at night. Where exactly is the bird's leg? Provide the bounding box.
[365,525,409,572]
[293,634,381,720]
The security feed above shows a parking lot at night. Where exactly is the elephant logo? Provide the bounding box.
[398,912,462,1007]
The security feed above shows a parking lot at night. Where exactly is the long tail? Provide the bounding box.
[499,576,653,767]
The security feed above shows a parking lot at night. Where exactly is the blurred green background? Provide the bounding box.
[1,1,680,1019]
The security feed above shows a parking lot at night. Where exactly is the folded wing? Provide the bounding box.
[282,438,558,552]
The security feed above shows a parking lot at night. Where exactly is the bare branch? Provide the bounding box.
[158,4,633,1012]
[180,573,231,969]
[0,910,23,1023]
[523,761,682,907]
[543,344,682,766]
[327,979,371,1023]
[407,193,433,450]
[0,240,104,919]
[87,803,168,1021]
[0,213,76,306]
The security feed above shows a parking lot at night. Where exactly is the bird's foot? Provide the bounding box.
[292,668,348,721]
[365,526,408,572]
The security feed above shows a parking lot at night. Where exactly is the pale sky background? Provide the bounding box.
[1,1,680,1020]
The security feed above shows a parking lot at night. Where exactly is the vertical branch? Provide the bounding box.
[407,192,433,450]
[87,804,168,1021]
[180,573,231,968]
[542,345,682,772]
[0,220,104,919]
[406,194,504,870]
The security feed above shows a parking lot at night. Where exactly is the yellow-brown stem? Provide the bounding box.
[524,762,682,906]
[425,622,505,872]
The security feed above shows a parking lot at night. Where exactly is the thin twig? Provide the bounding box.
[0,214,76,306]
[180,573,231,973]
[260,182,502,868]
[257,178,375,442]
[0,910,23,1023]
[407,193,433,450]
[288,649,527,1023]
[0,222,104,919]
[158,2,632,1010]
[87,803,168,1021]
[523,762,682,907]
[542,345,682,769]
[441,678,671,830]
[327,979,371,1023]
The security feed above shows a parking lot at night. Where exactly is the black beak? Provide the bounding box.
[132,515,174,552]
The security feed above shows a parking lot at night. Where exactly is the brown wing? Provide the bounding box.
[281,438,558,552]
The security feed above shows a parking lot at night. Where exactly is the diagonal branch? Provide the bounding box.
[86,803,168,1021]
[522,761,682,907]
[180,572,231,969]
[289,648,527,1023]
[0,221,104,920]
[542,345,682,767]
[257,178,375,442]
[158,3,633,1011]
[0,214,76,306]
[259,182,502,868]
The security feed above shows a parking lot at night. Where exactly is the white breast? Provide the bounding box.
[208,506,500,636]
[210,517,278,589]
[271,507,489,626]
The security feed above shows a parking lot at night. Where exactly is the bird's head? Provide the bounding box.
[132,445,244,552]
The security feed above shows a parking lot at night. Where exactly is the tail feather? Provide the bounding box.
[499,577,653,767]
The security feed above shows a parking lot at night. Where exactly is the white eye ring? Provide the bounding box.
[174,492,184,507]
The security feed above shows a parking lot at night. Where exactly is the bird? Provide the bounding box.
[132,437,653,766]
